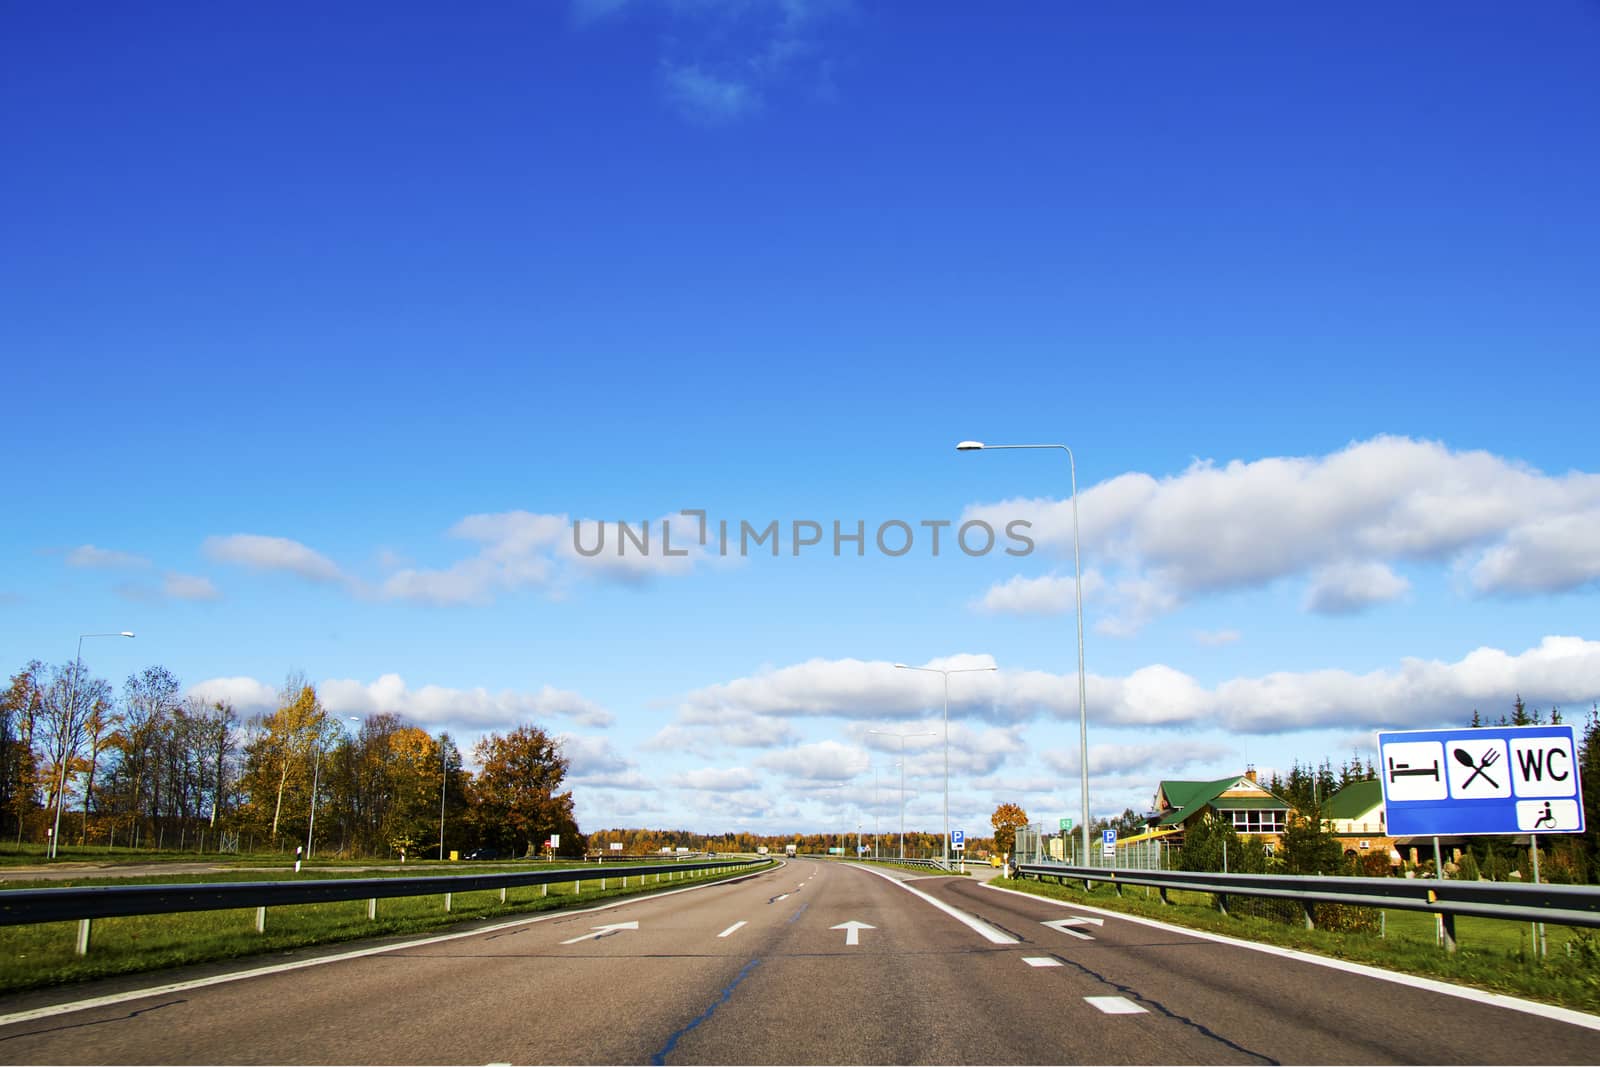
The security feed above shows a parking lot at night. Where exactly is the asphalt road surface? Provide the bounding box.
[0,859,1594,1064]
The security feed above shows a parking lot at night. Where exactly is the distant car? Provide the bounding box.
[463,848,500,861]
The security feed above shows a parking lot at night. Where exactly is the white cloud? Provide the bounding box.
[672,767,760,792]
[757,740,869,782]
[203,534,345,584]
[188,676,279,714]
[67,544,150,569]
[1304,561,1410,615]
[1192,629,1241,647]
[379,511,702,606]
[661,63,761,124]
[964,436,1600,632]
[317,674,614,729]
[1041,741,1235,778]
[1468,511,1600,594]
[974,574,1077,615]
[163,572,221,601]
[678,653,1003,724]
[561,734,654,790]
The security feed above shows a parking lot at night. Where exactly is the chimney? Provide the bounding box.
[1245,764,1257,783]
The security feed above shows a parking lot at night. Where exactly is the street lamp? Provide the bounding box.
[866,727,936,861]
[52,632,134,859]
[958,439,1091,867]
[306,716,360,861]
[893,663,997,868]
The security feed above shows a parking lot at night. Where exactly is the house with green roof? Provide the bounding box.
[1148,770,1294,849]
[1321,778,1399,865]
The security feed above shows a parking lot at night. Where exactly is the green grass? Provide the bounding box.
[0,862,772,994]
[995,876,1600,1014]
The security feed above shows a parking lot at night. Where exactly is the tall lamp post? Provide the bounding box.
[867,727,937,861]
[892,663,997,868]
[52,632,134,859]
[957,439,1091,866]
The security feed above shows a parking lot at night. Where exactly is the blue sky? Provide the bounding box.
[4,1,1598,838]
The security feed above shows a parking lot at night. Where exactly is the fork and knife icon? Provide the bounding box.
[1452,746,1500,789]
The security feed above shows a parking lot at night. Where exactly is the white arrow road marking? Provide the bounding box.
[1042,917,1102,941]
[831,920,875,946]
[1085,996,1146,1015]
[717,921,747,938]
[559,921,639,945]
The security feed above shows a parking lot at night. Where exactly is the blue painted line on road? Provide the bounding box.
[785,901,809,924]
[649,957,761,1066]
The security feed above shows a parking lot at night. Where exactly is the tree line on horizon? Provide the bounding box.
[0,661,581,859]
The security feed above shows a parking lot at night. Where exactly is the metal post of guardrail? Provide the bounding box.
[76,918,90,956]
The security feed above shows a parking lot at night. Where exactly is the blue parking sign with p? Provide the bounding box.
[951,830,965,851]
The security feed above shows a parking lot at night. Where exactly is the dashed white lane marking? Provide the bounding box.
[1022,957,1062,968]
[1085,996,1147,1015]
[717,921,747,938]
[772,893,789,903]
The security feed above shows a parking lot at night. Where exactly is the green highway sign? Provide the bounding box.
[1059,818,1073,832]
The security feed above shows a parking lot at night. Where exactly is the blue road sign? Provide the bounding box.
[1101,828,1117,857]
[1376,724,1585,837]
[951,829,965,851]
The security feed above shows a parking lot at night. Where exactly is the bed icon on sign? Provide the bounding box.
[1381,741,1448,801]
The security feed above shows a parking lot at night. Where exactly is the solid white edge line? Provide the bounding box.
[0,863,776,1028]
[982,881,1600,1032]
[852,863,1017,944]
[717,921,747,938]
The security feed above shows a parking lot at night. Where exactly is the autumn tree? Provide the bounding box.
[991,801,1029,859]
[471,725,571,857]
[236,678,329,845]
[1,663,43,842]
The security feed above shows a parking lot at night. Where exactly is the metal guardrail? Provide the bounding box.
[838,855,953,872]
[1013,861,1600,949]
[0,858,769,955]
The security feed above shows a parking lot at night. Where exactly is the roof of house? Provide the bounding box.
[1152,776,1290,827]
[1322,778,1384,820]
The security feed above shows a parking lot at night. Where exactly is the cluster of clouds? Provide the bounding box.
[64,435,1599,626]
[178,631,1598,831]
[655,637,1600,742]
[967,435,1600,634]
[64,544,220,604]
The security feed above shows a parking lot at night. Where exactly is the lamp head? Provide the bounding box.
[892,663,908,669]
[120,632,135,638]
[955,441,985,451]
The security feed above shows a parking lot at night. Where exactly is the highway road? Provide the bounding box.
[0,858,1594,1064]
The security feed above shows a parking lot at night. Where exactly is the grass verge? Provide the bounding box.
[994,876,1600,1015]
[0,862,771,995]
